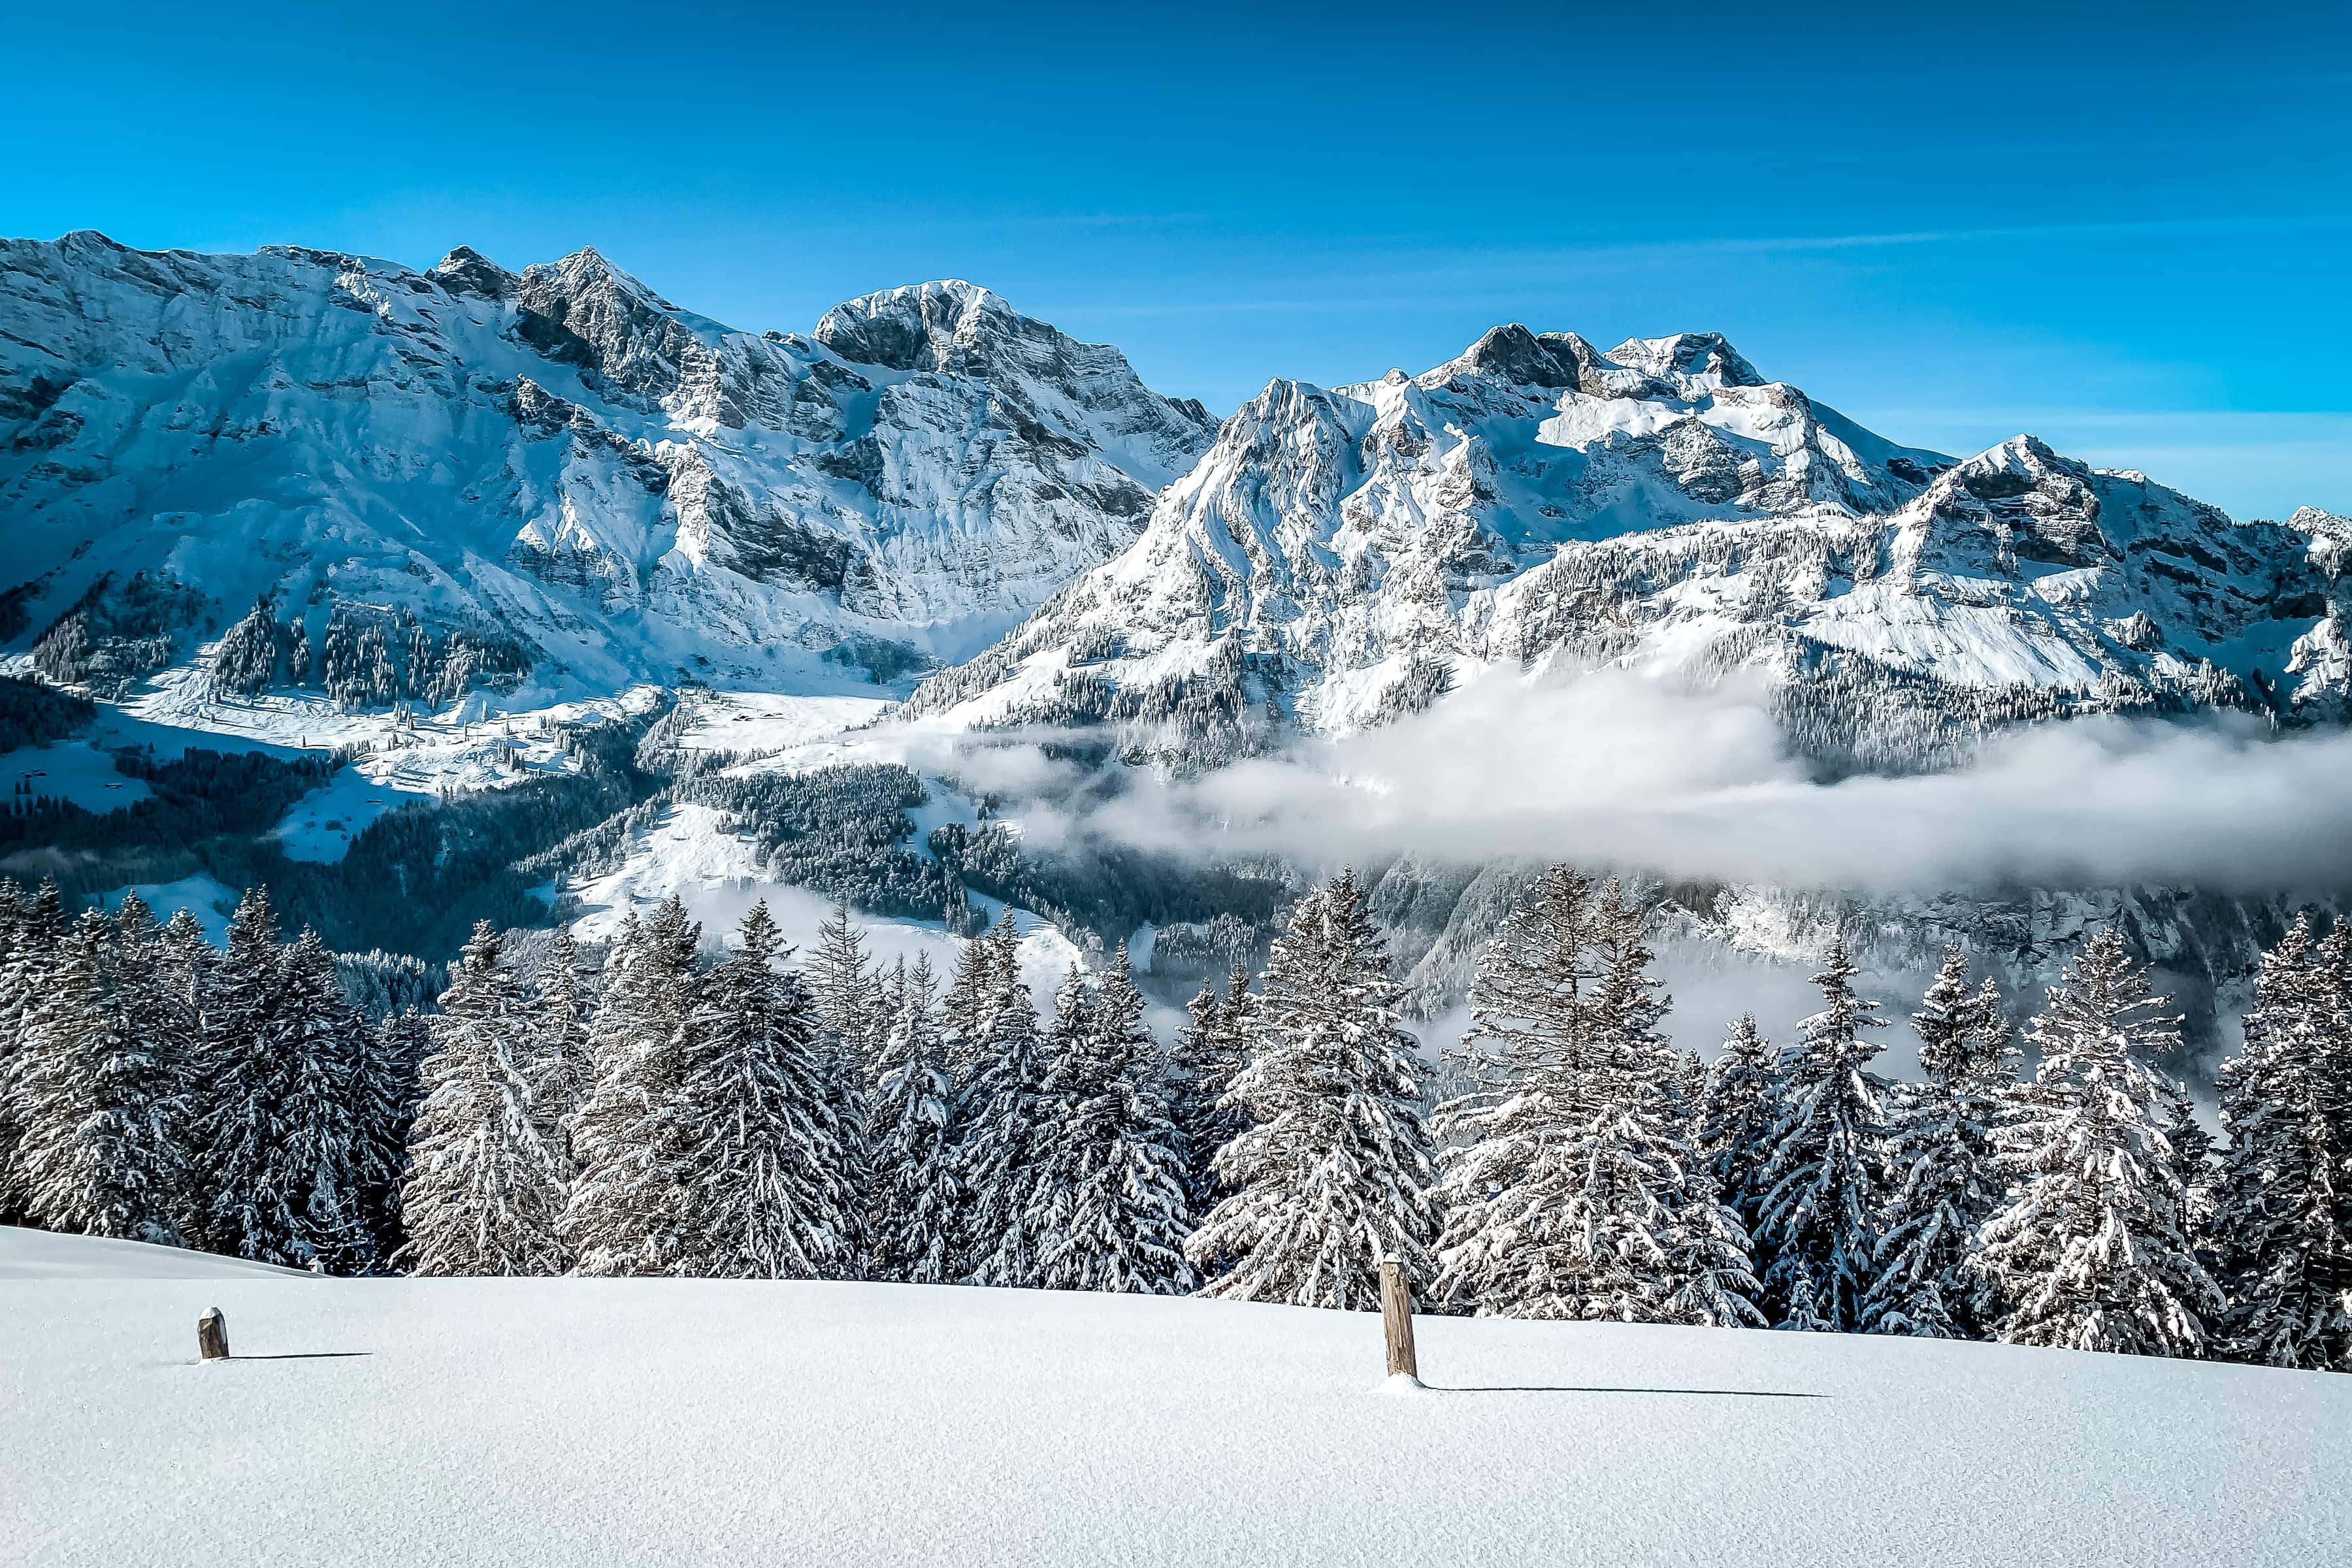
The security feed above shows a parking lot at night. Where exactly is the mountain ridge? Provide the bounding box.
[0,230,1217,703]
[900,324,2349,771]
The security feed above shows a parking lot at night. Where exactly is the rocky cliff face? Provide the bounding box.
[0,233,1217,698]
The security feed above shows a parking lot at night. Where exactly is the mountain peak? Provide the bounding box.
[527,246,676,310]
[1446,324,1592,390]
[429,245,518,300]
[812,280,1026,372]
[1605,331,1765,390]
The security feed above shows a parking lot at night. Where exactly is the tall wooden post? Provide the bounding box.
[1379,1256,1419,1382]
[197,1307,229,1362]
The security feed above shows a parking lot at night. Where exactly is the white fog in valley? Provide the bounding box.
[894,669,2352,896]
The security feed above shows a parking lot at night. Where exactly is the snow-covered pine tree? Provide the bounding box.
[1586,889,1760,1327]
[1978,930,2223,1358]
[1862,944,2014,1338]
[1188,870,1441,1310]
[2161,1082,2219,1274]
[562,899,703,1275]
[189,885,280,1250]
[354,1007,430,1264]
[1435,873,1758,1324]
[808,898,880,1136]
[672,902,858,1278]
[936,913,1008,1088]
[525,929,593,1162]
[0,879,65,1223]
[2212,917,2352,1369]
[1755,934,1889,1332]
[1031,945,1198,1294]
[1701,1014,1780,1240]
[400,923,569,1275]
[153,906,212,1019]
[959,933,1055,1288]
[201,892,361,1267]
[866,953,960,1284]
[276,928,370,1270]
[1166,962,1252,1211]
[10,904,191,1244]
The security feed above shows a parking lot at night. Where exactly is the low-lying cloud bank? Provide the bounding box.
[897,671,2352,896]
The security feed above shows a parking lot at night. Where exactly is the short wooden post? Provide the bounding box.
[197,1307,229,1362]
[1379,1256,1419,1382]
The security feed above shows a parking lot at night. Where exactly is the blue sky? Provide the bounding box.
[5,1,2345,517]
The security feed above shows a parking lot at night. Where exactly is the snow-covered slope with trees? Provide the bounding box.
[904,325,2351,766]
[5,1249,2344,1565]
[0,234,1216,700]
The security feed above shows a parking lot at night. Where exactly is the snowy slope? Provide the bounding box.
[5,1249,2345,1565]
[0,234,1217,702]
[564,798,1088,1006]
[904,328,2350,750]
[0,1224,311,1279]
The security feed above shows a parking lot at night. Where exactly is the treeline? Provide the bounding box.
[208,597,532,709]
[0,673,95,754]
[0,881,423,1267]
[3,864,2346,1371]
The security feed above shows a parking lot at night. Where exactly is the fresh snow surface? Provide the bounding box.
[4,1247,2345,1565]
[0,1225,311,1280]
[670,690,893,755]
[0,742,148,812]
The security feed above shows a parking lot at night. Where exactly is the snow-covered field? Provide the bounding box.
[0,742,148,812]
[3,1230,2344,1567]
[671,689,893,756]
[0,1226,310,1280]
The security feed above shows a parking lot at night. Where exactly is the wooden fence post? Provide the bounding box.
[1380,1256,1420,1382]
[197,1307,229,1362]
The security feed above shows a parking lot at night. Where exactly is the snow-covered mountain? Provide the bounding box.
[0,233,1216,700]
[904,323,2351,768]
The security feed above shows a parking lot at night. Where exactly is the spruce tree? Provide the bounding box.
[866,953,959,1284]
[938,913,1009,1086]
[672,902,857,1277]
[401,923,569,1275]
[1978,930,2223,1358]
[1032,945,1198,1294]
[1435,874,1757,1324]
[276,928,370,1270]
[958,925,1052,1287]
[355,1007,430,1264]
[2212,917,2352,1369]
[10,906,191,1244]
[1187,871,1441,1310]
[1863,945,2014,1337]
[1167,963,1254,1214]
[563,899,703,1275]
[1701,1014,1780,1240]
[202,894,364,1267]
[808,898,879,1149]
[0,879,65,1222]
[525,929,594,1161]
[1755,934,1889,1331]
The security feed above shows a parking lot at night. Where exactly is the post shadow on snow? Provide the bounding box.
[1429,1384,1826,1399]
[220,1352,374,1362]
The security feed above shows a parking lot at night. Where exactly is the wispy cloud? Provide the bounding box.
[1036,210,2352,320]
